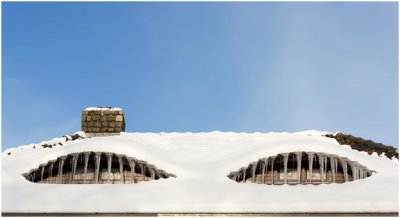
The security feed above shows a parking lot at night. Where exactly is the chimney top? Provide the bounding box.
[81,107,125,137]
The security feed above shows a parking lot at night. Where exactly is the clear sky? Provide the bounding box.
[2,2,398,150]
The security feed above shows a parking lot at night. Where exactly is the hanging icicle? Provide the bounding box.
[118,155,124,183]
[106,153,113,183]
[359,166,364,180]
[242,167,247,183]
[270,156,276,185]
[140,162,145,181]
[58,156,66,184]
[150,168,155,180]
[307,153,314,184]
[94,152,101,184]
[339,158,348,182]
[324,154,328,182]
[40,166,45,183]
[83,152,90,183]
[71,153,79,183]
[283,153,289,184]
[49,162,54,182]
[317,153,324,184]
[330,155,336,183]
[251,162,257,183]
[264,158,269,184]
[128,158,136,184]
[260,160,265,184]
[295,152,302,184]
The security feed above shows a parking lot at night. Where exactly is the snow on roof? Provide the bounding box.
[84,107,122,111]
[2,131,398,213]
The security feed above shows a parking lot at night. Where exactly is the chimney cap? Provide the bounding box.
[84,107,123,111]
[82,107,125,136]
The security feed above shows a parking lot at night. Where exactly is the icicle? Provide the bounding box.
[261,158,266,184]
[40,166,44,183]
[260,161,265,184]
[363,168,369,178]
[317,153,324,184]
[83,152,90,183]
[150,168,155,179]
[106,153,113,183]
[295,152,302,184]
[339,158,348,182]
[349,162,354,181]
[356,164,360,180]
[71,154,79,183]
[270,156,276,185]
[264,158,269,184]
[351,162,362,180]
[94,152,101,184]
[251,163,257,183]
[32,172,36,182]
[330,155,336,183]
[49,162,54,179]
[324,155,328,181]
[128,158,136,183]
[307,153,314,184]
[334,158,338,182]
[242,168,247,183]
[359,167,364,179]
[118,155,124,183]
[283,153,289,184]
[140,163,145,180]
[58,156,66,184]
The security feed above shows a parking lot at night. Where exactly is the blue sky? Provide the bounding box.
[2,2,398,150]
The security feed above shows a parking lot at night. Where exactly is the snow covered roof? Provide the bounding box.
[2,130,398,213]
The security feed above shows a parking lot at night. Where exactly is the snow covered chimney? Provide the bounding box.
[81,107,125,137]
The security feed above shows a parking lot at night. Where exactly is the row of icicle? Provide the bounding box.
[228,152,373,184]
[24,152,175,184]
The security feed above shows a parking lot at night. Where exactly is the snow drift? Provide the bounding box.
[2,131,398,213]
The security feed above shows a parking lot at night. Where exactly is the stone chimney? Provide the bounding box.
[81,107,125,136]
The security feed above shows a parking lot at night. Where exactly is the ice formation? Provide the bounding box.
[228,152,373,185]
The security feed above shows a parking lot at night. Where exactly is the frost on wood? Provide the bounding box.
[22,152,175,184]
[227,151,374,185]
